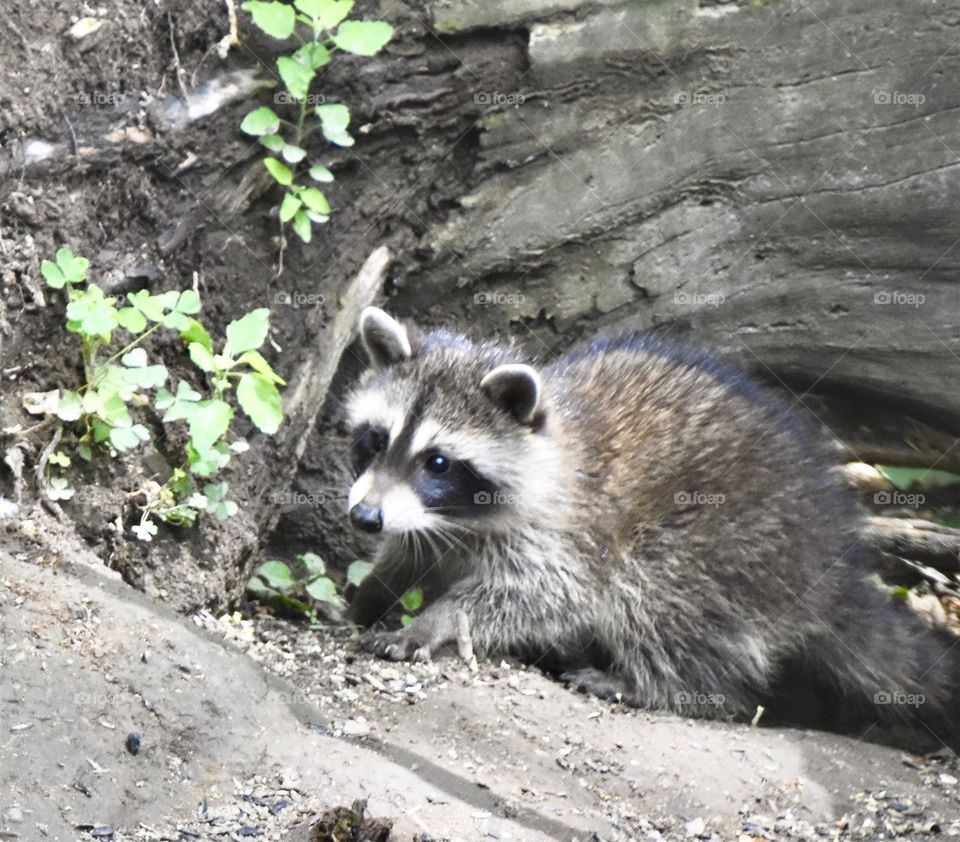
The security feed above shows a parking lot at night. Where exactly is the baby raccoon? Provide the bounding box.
[344,307,960,737]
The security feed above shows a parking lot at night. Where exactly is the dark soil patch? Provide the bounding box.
[1,0,530,611]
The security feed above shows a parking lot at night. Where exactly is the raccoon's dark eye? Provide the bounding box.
[425,453,450,475]
[352,425,388,473]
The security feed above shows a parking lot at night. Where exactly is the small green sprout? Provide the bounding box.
[240,0,394,255]
[400,587,424,627]
[247,552,343,620]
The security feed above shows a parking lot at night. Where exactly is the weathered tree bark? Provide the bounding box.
[865,516,960,574]
[395,0,960,429]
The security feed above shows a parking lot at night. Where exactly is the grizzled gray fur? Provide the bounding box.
[344,307,960,741]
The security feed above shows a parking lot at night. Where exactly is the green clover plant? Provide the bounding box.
[40,248,285,539]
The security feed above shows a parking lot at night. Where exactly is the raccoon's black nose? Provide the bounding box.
[350,503,383,533]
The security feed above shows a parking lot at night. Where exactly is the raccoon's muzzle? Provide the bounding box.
[350,503,383,533]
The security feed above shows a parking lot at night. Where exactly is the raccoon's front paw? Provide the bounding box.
[362,628,432,662]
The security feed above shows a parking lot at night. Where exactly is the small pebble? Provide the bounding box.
[125,733,141,756]
[68,17,105,40]
[342,719,370,737]
[278,769,300,787]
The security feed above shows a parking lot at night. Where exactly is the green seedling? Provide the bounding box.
[247,552,342,621]
[399,587,423,627]
[240,0,393,254]
[341,560,422,627]
[40,248,286,539]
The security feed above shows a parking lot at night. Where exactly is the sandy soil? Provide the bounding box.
[3,518,960,842]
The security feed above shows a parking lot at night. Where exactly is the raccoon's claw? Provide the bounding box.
[561,667,631,704]
[363,629,432,663]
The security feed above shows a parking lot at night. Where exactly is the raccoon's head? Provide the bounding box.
[344,307,562,538]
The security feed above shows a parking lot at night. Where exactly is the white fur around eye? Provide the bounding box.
[409,419,442,457]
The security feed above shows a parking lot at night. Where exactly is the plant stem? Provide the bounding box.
[276,60,314,279]
[212,370,231,400]
[82,336,99,386]
[276,218,286,278]
[95,323,164,377]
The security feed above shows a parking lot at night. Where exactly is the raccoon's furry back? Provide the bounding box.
[547,334,959,734]
[346,311,960,747]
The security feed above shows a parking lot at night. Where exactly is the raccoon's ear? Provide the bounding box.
[359,307,413,369]
[480,364,542,425]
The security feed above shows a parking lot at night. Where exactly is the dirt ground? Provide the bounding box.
[4,517,960,842]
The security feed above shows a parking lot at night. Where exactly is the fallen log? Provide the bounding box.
[864,516,960,575]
